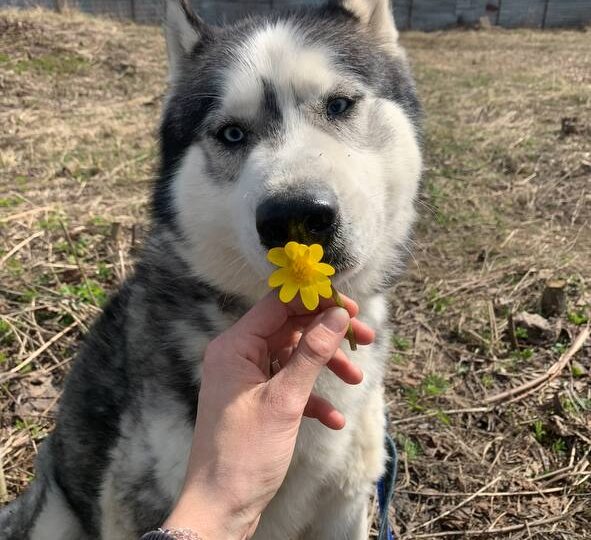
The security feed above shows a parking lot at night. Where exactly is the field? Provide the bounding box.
[1,8,590,539]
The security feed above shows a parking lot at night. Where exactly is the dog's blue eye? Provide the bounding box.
[220,126,245,144]
[327,97,351,117]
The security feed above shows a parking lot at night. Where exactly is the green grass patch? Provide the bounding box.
[403,387,424,412]
[571,363,585,378]
[59,280,107,306]
[551,341,568,355]
[14,53,90,76]
[0,320,13,343]
[421,373,449,397]
[551,438,567,455]
[97,262,113,280]
[567,309,589,326]
[511,347,534,362]
[561,396,591,414]
[55,236,89,258]
[532,419,546,443]
[481,373,494,389]
[0,196,22,208]
[403,373,450,412]
[19,363,33,374]
[5,258,23,276]
[19,289,38,303]
[391,353,406,365]
[392,335,411,351]
[434,409,451,425]
[397,434,422,461]
[59,312,75,326]
[427,288,452,314]
[515,327,528,339]
[38,212,66,231]
[14,419,46,439]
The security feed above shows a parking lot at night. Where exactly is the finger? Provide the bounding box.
[303,394,346,430]
[231,292,290,340]
[350,318,375,346]
[272,307,349,404]
[272,344,363,385]
[266,315,374,355]
[327,349,364,385]
[230,291,360,342]
[286,292,359,318]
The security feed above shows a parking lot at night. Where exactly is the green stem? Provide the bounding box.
[332,289,357,351]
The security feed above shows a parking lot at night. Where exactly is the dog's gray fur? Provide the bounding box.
[0,0,422,538]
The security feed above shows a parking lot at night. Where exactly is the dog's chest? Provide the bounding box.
[100,294,390,537]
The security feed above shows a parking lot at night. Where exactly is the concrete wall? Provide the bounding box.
[2,0,590,29]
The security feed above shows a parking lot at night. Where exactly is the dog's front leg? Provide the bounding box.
[304,494,369,540]
[304,387,386,540]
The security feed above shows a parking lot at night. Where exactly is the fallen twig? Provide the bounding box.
[484,325,590,404]
[408,512,573,538]
[397,486,569,497]
[0,231,44,266]
[390,407,491,426]
[0,321,78,382]
[0,206,51,223]
[410,475,503,531]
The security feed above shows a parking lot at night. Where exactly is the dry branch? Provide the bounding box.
[408,513,572,538]
[484,325,590,404]
[1,322,78,382]
[0,231,44,266]
[410,476,503,532]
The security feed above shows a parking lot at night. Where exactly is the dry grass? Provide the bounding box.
[1,9,590,539]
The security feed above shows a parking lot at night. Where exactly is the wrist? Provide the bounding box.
[164,491,251,540]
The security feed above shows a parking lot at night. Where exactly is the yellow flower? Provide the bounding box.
[267,241,335,310]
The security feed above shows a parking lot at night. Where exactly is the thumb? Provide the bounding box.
[271,307,350,406]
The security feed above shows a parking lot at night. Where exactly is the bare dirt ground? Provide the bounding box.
[1,9,590,539]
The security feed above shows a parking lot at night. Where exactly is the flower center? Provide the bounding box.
[291,256,314,284]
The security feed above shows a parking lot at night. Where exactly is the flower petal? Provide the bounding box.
[268,268,290,288]
[300,285,320,311]
[267,248,289,267]
[315,262,336,276]
[284,242,300,260]
[279,279,299,304]
[309,244,324,263]
[316,279,333,299]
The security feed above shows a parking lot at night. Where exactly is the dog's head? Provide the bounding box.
[157,0,422,300]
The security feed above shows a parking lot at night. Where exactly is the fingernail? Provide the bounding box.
[323,307,349,332]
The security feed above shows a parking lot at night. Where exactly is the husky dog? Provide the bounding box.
[0,0,421,538]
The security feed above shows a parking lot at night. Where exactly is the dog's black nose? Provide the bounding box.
[256,188,339,249]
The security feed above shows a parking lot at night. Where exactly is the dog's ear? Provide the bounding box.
[164,0,207,79]
[333,0,399,43]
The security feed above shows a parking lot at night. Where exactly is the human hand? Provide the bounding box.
[163,292,374,539]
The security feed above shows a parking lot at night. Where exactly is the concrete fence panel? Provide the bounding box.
[1,0,590,29]
[546,0,591,27]
[497,0,547,27]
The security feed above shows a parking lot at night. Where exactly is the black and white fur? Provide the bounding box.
[0,0,422,538]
